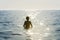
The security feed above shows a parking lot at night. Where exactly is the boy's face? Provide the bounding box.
[26,18,29,21]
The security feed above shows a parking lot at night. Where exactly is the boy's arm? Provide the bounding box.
[23,21,26,27]
[30,21,33,28]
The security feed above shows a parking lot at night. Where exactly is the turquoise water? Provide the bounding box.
[0,10,60,40]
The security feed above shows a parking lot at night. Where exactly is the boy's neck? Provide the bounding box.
[26,20,29,21]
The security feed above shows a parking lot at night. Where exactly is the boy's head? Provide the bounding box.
[26,16,29,21]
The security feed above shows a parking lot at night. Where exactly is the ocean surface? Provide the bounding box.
[0,10,60,40]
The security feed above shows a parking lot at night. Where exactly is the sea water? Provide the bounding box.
[0,10,60,40]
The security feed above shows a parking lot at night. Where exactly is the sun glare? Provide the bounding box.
[40,22,44,26]
[27,30,34,35]
[46,27,50,31]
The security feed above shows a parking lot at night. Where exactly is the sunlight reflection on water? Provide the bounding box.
[0,10,60,40]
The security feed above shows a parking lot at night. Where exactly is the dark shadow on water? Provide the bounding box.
[0,36,11,40]
[0,31,22,35]
[0,31,23,40]
[0,21,12,26]
[0,31,12,35]
[56,29,60,31]
[11,34,22,35]
[0,30,32,40]
[0,21,11,23]
[56,28,60,32]
[52,23,60,26]
[0,31,12,40]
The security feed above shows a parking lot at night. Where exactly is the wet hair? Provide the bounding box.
[26,16,29,20]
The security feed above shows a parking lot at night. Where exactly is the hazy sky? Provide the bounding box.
[0,0,60,10]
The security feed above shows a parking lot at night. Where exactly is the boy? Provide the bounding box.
[23,16,33,30]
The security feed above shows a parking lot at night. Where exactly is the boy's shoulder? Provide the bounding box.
[25,21,31,22]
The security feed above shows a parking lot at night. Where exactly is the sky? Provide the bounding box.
[0,0,60,10]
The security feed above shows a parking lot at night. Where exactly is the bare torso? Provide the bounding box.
[24,21,31,30]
